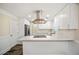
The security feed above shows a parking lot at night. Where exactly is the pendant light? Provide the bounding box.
[32,10,47,24]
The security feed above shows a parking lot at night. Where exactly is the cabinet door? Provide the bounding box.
[53,5,70,29]
[10,19,19,41]
[70,4,79,29]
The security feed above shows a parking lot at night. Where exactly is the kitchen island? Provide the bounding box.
[20,36,73,55]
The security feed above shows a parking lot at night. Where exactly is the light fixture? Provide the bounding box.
[28,15,31,18]
[32,10,47,24]
[46,14,50,18]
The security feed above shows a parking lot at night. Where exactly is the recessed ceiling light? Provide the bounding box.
[46,14,50,18]
[59,14,66,18]
[28,15,31,18]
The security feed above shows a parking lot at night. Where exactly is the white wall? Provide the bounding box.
[0,8,19,55]
[0,8,31,54]
[18,19,25,38]
[18,18,30,37]
[0,14,10,36]
[24,19,30,25]
[18,18,30,44]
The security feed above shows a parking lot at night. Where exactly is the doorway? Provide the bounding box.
[24,24,30,36]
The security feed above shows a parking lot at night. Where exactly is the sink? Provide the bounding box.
[33,35,46,38]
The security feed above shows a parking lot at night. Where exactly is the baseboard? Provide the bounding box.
[0,41,17,55]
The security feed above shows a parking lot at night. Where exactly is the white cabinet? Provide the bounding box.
[54,5,70,29]
[70,4,79,29]
[54,4,79,29]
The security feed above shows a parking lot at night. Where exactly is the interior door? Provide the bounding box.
[10,19,19,43]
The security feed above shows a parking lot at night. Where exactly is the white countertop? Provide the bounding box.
[19,36,73,41]
[20,36,51,40]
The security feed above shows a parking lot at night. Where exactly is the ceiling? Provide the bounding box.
[0,3,68,21]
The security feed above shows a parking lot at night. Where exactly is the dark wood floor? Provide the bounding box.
[4,44,23,55]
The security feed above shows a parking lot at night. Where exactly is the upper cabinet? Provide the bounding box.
[53,4,79,29]
[70,4,79,29]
